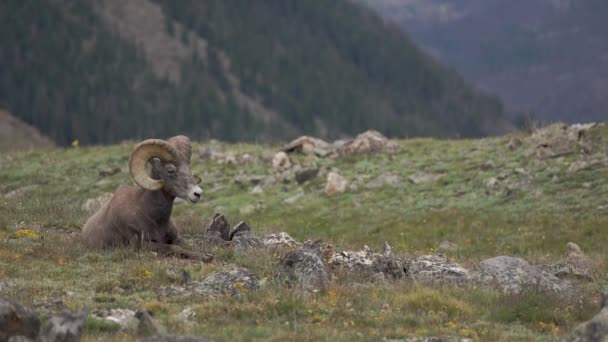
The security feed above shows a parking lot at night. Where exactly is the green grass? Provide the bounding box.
[1,126,607,341]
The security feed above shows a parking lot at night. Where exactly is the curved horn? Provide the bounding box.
[128,139,178,191]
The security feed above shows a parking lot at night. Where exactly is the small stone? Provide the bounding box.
[507,137,523,150]
[437,240,459,252]
[567,288,608,342]
[178,307,196,321]
[283,191,304,205]
[408,172,444,184]
[207,214,231,241]
[93,308,137,328]
[566,242,583,257]
[409,255,469,284]
[295,168,319,184]
[160,267,261,298]
[137,310,166,336]
[39,309,88,342]
[275,244,330,291]
[272,152,291,170]
[325,172,348,196]
[250,185,264,194]
[0,296,40,341]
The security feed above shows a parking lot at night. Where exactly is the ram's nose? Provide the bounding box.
[189,186,203,203]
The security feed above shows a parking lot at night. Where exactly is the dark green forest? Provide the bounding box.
[0,0,506,145]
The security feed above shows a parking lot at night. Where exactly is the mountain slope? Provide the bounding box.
[0,0,507,146]
[357,0,608,123]
[0,110,55,152]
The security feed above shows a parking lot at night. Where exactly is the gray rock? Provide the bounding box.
[137,310,166,336]
[0,296,40,341]
[262,232,300,248]
[275,244,329,291]
[295,168,319,184]
[160,267,261,297]
[330,244,407,281]
[207,214,231,241]
[144,335,209,342]
[408,255,470,284]
[366,173,401,189]
[92,308,136,328]
[474,256,575,294]
[568,289,608,342]
[38,309,88,342]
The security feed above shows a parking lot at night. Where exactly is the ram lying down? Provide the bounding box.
[81,135,212,261]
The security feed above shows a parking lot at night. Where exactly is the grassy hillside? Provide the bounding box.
[1,125,607,340]
[0,0,507,146]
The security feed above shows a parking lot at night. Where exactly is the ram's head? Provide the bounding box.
[128,135,202,203]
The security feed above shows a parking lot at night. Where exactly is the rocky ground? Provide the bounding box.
[1,125,607,341]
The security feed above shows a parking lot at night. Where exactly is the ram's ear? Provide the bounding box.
[193,175,202,184]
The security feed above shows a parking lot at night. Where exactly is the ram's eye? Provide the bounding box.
[194,175,202,184]
[166,164,177,175]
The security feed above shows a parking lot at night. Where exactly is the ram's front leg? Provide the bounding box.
[147,241,213,262]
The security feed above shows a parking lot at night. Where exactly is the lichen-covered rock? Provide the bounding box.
[93,308,137,328]
[568,289,608,342]
[160,267,261,297]
[325,172,348,197]
[0,296,40,341]
[295,167,319,184]
[272,151,292,170]
[337,130,399,155]
[474,256,575,294]
[39,308,88,342]
[282,136,333,157]
[207,213,231,241]
[275,244,329,291]
[262,232,300,248]
[330,244,408,281]
[408,255,470,284]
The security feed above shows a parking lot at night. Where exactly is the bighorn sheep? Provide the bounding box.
[82,136,211,261]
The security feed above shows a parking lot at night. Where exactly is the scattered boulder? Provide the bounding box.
[262,232,301,248]
[474,256,575,294]
[207,213,231,241]
[484,169,533,196]
[137,310,166,336]
[528,123,598,159]
[366,173,401,189]
[272,151,291,170]
[93,308,137,328]
[282,136,333,157]
[160,266,261,297]
[281,130,398,158]
[437,240,459,253]
[295,167,319,184]
[408,255,470,285]
[39,309,88,342]
[330,244,408,281]
[0,296,40,341]
[230,222,264,249]
[542,242,597,282]
[337,130,399,156]
[275,244,329,291]
[325,172,348,196]
[568,289,608,342]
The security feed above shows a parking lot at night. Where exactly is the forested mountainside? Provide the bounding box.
[357,0,608,123]
[0,0,508,146]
